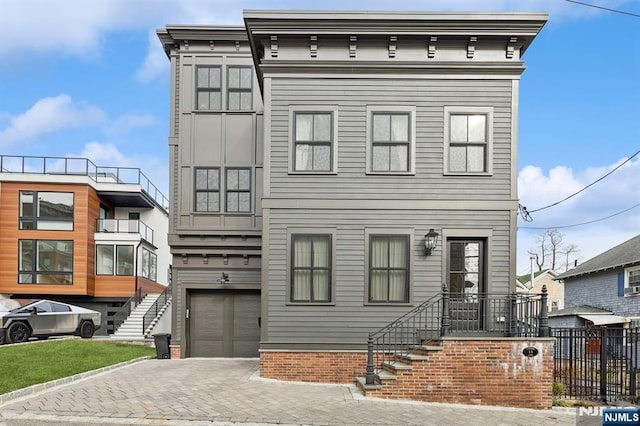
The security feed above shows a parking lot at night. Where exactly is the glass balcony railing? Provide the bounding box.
[0,155,168,210]
[96,219,154,245]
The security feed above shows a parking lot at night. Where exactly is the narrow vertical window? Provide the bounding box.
[291,235,331,303]
[194,168,220,212]
[294,112,332,172]
[227,66,252,110]
[369,235,409,303]
[196,66,221,110]
[226,168,251,212]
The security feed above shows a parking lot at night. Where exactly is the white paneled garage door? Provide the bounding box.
[187,290,260,357]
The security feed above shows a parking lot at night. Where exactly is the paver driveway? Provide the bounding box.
[0,358,576,425]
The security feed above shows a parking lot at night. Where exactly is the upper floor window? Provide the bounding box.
[194,168,220,212]
[291,234,332,303]
[366,106,416,174]
[19,239,73,284]
[226,168,251,212]
[444,106,493,174]
[141,248,157,282]
[368,234,410,303]
[625,266,640,296]
[19,191,74,230]
[227,66,252,110]
[196,66,221,110]
[291,109,337,173]
[96,244,134,276]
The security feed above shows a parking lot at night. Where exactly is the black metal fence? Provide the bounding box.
[552,327,640,403]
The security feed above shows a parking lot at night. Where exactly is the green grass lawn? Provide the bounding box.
[0,339,155,395]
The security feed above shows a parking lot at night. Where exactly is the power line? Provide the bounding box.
[565,0,640,18]
[527,149,640,214]
[519,201,640,230]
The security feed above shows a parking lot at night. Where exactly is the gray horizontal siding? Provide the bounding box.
[265,208,512,344]
[268,78,514,200]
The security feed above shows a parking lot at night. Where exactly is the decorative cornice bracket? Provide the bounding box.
[428,36,437,59]
[270,35,278,58]
[506,37,518,59]
[349,35,357,58]
[389,36,397,58]
[467,36,477,59]
[310,35,318,58]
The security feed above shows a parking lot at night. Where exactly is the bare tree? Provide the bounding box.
[528,229,579,272]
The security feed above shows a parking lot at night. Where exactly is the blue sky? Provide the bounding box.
[0,0,638,274]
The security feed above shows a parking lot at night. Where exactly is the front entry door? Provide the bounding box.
[447,239,485,332]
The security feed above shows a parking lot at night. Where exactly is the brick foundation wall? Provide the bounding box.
[260,351,367,383]
[260,338,554,409]
[170,345,181,360]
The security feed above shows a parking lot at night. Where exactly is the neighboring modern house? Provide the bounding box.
[158,9,547,371]
[0,155,171,335]
[555,234,640,326]
[517,269,563,311]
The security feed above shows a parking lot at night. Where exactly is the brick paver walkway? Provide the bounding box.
[0,358,576,425]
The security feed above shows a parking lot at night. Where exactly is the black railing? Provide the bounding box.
[96,219,154,244]
[142,285,172,335]
[112,288,142,334]
[365,284,549,385]
[553,326,640,403]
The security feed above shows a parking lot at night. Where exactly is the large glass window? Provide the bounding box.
[19,240,73,284]
[96,245,135,276]
[447,239,484,296]
[96,245,114,275]
[226,168,251,212]
[196,66,221,110]
[369,235,409,303]
[444,107,493,174]
[371,113,411,172]
[19,191,74,230]
[291,235,331,303]
[141,248,157,282]
[293,112,333,172]
[227,66,252,110]
[116,246,134,276]
[194,168,220,212]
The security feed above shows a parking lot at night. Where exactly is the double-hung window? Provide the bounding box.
[225,168,251,212]
[368,235,410,303]
[444,106,493,174]
[19,191,74,230]
[227,66,252,110]
[194,168,220,212]
[19,240,73,284]
[292,110,335,172]
[196,66,221,110]
[290,234,332,303]
[366,106,416,174]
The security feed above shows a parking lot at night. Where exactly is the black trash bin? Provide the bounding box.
[153,333,171,359]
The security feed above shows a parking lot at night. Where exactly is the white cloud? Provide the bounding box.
[517,155,640,273]
[136,30,171,83]
[0,95,106,147]
[108,112,158,136]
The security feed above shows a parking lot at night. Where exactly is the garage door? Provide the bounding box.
[187,290,260,357]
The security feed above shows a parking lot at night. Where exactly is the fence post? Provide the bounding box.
[365,334,375,385]
[538,284,550,337]
[441,283,450,336]
[600,326,607,403]
[509,293,518,337]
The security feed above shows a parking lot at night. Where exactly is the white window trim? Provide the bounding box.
[288,105,339,175]
[443,106,494,176]
[624,265,640,296]
[366,105,416,175]
[285,227,337,306]
[364,228,415,305]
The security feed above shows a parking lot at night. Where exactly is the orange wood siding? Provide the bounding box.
[0,182,97,296]
[93,275,138,297]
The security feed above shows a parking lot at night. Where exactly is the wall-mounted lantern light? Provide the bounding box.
[424,229,439,256]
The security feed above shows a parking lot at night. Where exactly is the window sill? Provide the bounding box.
[365,171,415,176]
[286,302,335,306]
[288,171,337,176]
[444,171,493,177]
[193,109,257,114]
[364,302,413,307]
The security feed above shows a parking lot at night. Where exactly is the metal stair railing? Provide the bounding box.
[112,288,142,334]
[142,284,172,335]
[365,291,443,385]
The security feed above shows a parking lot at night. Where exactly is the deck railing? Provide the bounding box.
[0,155,168,210]
[96,219,154,244]
[365,284,549,385]
[142,284,172,336]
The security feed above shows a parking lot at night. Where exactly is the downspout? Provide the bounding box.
[135,239,143,302]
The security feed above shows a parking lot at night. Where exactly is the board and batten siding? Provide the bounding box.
[268,78,515,200]
[264,208,511,344]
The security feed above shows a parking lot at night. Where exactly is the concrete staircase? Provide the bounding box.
[143,299,171,338]
[112,294,160,340]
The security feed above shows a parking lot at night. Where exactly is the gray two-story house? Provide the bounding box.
[159,11,547,378]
